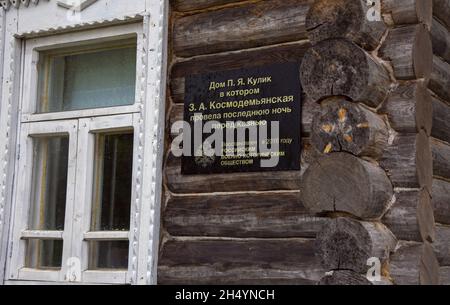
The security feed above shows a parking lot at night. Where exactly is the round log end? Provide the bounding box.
[417,189,436,243]
[415,81,433,135]
[413,25,433,80]
[311,97,389,158]
[300,39,390,107]
[305,0,385,50]
[416,0,433,29]
[316,217,397,273]
[300,152,393,219]
[416,129,433,192]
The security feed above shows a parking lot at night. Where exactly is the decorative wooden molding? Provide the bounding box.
[139,0,168,284]
[1,0,102,11]
[1,0,49,11]
[15,13,144,38]
[57,0,97,11]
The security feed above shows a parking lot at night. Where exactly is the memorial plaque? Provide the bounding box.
[181,62,302,174]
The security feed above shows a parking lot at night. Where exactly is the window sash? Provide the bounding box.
[10,120,79,282]
[21,23,143,121]
[73,114,137,284]
[9,114,138,284]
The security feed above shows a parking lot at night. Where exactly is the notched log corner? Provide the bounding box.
[299,152,393,219]
[380,24,433,80]
[315,217,397,274]
[311,97,389,159]
[300,39,390,108]
[305,0,386,50]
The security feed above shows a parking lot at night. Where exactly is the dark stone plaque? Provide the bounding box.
[181,62,302,174]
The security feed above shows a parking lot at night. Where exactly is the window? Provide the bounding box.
[8,24,143,284]
[37,40,137,113]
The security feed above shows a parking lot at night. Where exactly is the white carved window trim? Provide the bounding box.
[6,22,149,284]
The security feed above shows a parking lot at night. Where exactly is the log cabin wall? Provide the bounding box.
[430,0,450,286]
[159,0,449,285]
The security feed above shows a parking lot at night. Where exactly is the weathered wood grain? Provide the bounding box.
[380,130,433,191]
[431,138,450,180]
[316,217,397,273]
[434,224,450,266]
[164,192,326,238]
[380,81,433,135]
[382,0,432,27]
[382,189,435,242]
[158,238,326,284]
[390,241,440,285]
[305,0,386,50]
[300,152,393,219]
[380,24,432,80]
[173,0,312,57]
[300,39,390,107]
[311,97,389,159]
[318,270,372,285]
[432,179,450,225]
[166,153,298,193]
[429,55,450,102]
[433,0,450,31]
[171,0,244,12]
[431,97,450,143]
[169,40,311,104]
[431,17,450,64]
[440,266,450,284]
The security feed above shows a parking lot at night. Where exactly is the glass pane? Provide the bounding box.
[38,43,137,113]
[26,239,63,269]
[89,241,129,270]
[91,132,133,231]
[29,136,69,231]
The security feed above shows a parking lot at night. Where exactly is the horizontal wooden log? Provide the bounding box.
[432,179,450,225]
[382,0,432,27]
[440,266,450,285]
[158,238,326,284]
[433,0,450,31]
[434,224,450,266]
[431,138,450,180]
[382,189,435,242]
[431,97,450,143]
[168,95,320,138]
[431,17,450,64]
[311,97,389,159]
[316,217,397,273]
[173,0,312,57]
[379,24,432,80]
[380,81,432,135]
[305,0,386,50]
[166,153,298,193]
[390,241,440,285]
[380,130,433,191]
[429,55,450,102]
[169,40,311,104]
[300,153,393,219]
[164,192,326,238]
[165,139,321,193]
[300,39,390,108]
[171,0,240,12]
[318,270,372,285]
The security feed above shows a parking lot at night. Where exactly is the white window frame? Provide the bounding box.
[10,120,79,283]
[21,23,143,122]
[7,23,145,284]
